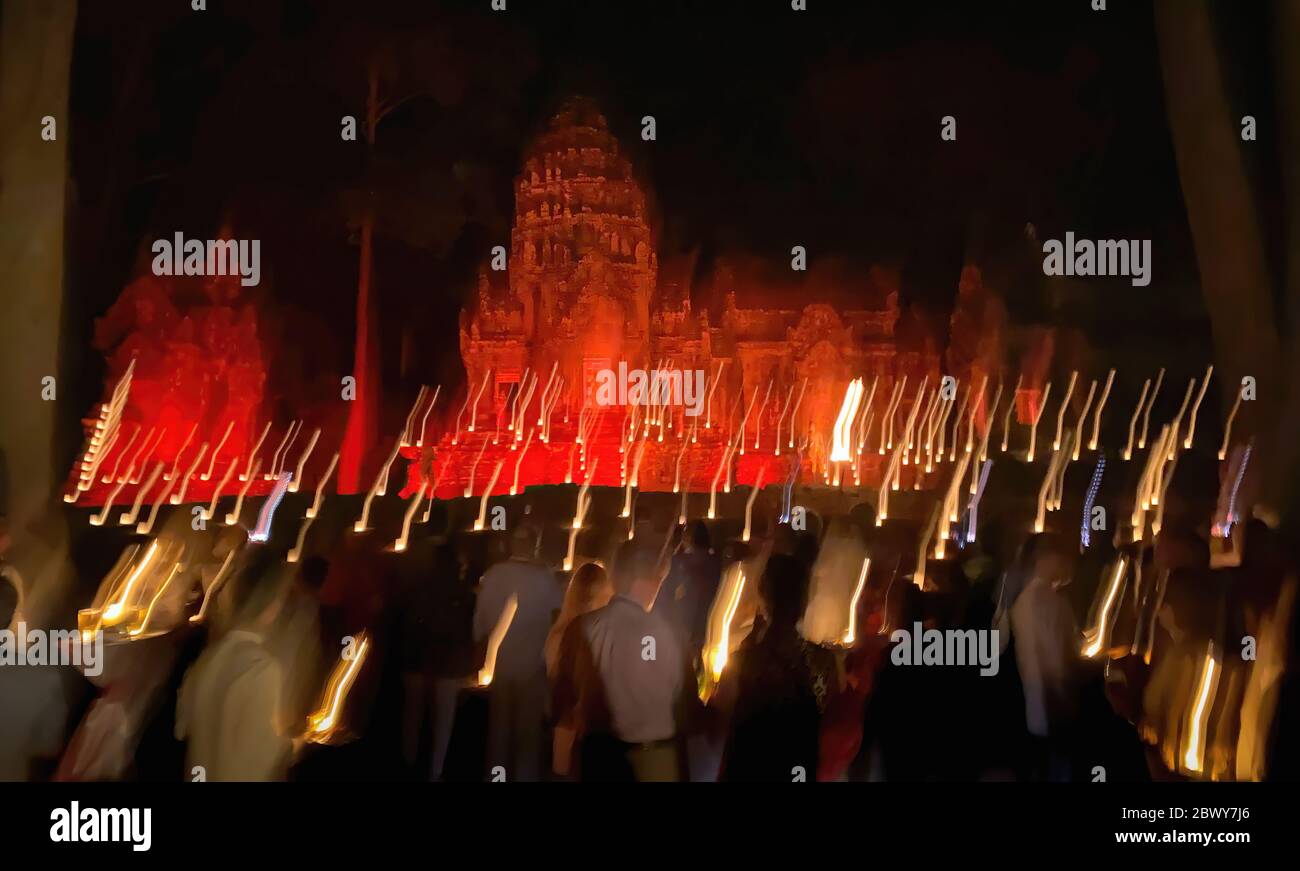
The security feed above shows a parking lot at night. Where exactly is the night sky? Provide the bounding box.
[63,0,1255,427]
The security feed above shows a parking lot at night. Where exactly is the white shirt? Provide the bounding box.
[582,595,685,744]
[473,558,563,681]
[176,629,291,781]
[1010,577,1080,737]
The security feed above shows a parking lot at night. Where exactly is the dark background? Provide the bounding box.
[62,0,1253,444]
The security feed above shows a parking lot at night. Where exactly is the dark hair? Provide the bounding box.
[611,538,661,595]
[232,543,289,625]
[687,520,711,552]
[298,555,329,592]
[759,553,809,628]
[510,521,538,558]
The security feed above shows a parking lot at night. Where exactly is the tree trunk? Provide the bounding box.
[339,64,382,493]
[0,0,78,626]
[1155,0,1284,514]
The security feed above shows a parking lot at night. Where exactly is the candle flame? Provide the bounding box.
[478,595,518,686]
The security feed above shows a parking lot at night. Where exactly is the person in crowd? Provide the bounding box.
[396,514,480,782]
[175,544,299,781]
[546,561,613,777]
[0,539,71,781]
[278,555,329,736]
[562,539,686,781]
[652,520,721,657]
[721,553,836,780]
[423,532,479,781]
[473,522,563,782]
[1008,533,1082,781]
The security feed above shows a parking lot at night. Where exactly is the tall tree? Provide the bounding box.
[1156,0,1299,528]
[0,0,78,625]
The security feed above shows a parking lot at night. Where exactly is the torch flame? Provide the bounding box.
[306,632,372,741]
[478,595,518,686]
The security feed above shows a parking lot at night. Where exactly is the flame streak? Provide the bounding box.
[201,420,234,481]
[1071,379,1097,461]
[742,465,767,542]
[564,459,599,571]
[774,383,795,456]
[203,455,238,521]
[1218,387,1243,461]
[166,423,197,483]
[830,378,865,462]
[102,540,161,625]
[467,370,491,433]
[511,429,534,495]
[881,376,905,453]
[394,479,430,552]
[289,428,321,493]
[1026,381,1051,463]
[1082,555,1128,658]
[1183,365,1214,450]
[475,461,505,531]
[1138,368,1165,450]
[306,451,340,520]
[191,548,238,624]
[1053,371,1077,451]
[843,557,871,645]
[417,385,441,447]
[307,632,372,741]
[1089,368,1115,451]
[265,421,297,481]
[1182,644,1220,775]
[121,461,165,526]
[129,426,163,484]
[1001,374,1022,453]
[1123,378,1151,461]
[170,442,209,505]
[400,386,429,447]
[241,421,271,481]
[356,440,402,532]
[137,472,179,535]
[788,377,807,448]
[103,423,140,484]
[225,458,262,527]
[130,559,183,638]
[91,462,136,526]
[478,596,518,686]
[703,566,747,691]
[1166,377,1197,460]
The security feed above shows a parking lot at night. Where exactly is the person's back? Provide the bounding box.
[474,555,562,682]
[472,525,562,781]
[175,544,293,781]
[726,623,824,780]
[654,546,722,654]
[1011,572,1080,739]
[583,596,684,745]
[723,554,831,781]
[579,540,686,781]
[176,629,289,780]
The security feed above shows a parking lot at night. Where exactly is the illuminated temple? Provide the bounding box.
[442,98,922,494]
[67,98,965,508]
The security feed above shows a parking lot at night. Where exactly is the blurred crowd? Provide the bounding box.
[0,475,1297,782]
